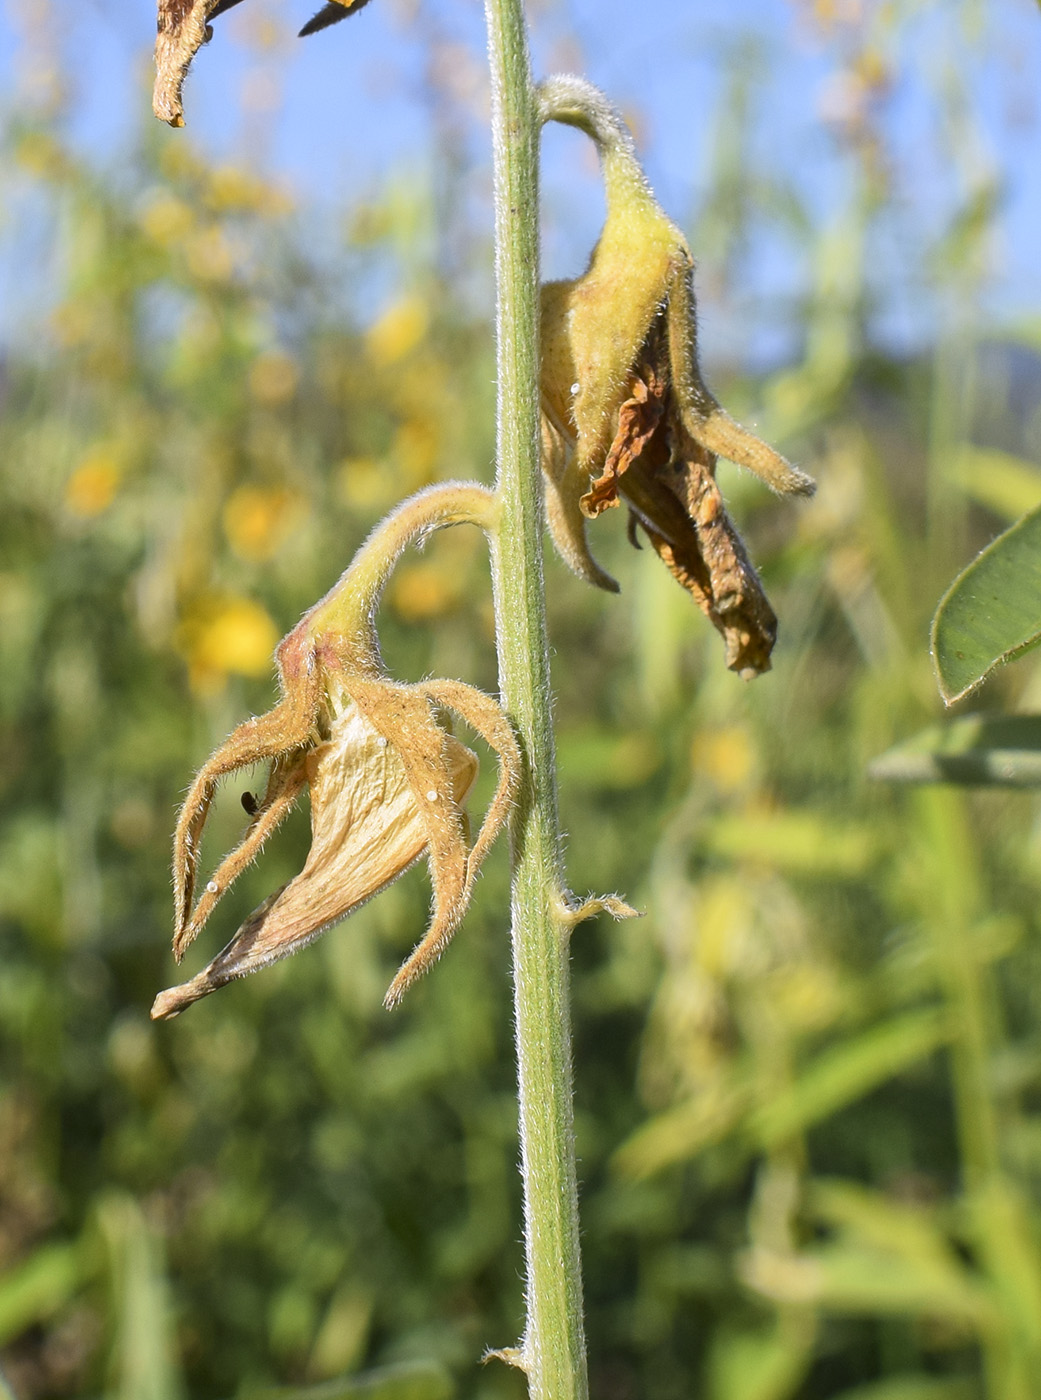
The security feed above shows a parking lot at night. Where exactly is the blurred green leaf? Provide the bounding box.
[931,504,1041,703]
[951,446,1041,521]
[613,1081,751,1180]
[751,1010,950,1147]
[870,713,1041,786]
[967,1180,1041,1355]
[703,812,879,876]
[0,1242,80,1346]
[707,1319,814,1400]
[556,728,661,791]
[829,1378,976,1400]
[808,1180,960,1272]
[239,1361,455,1400]
[743,1242,998,1328]
[98,1194,184,1400]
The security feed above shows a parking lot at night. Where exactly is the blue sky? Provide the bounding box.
[1,0,1040,361]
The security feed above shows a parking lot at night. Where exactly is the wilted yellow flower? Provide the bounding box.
[153,483,519,1019]
[539,77,815,677]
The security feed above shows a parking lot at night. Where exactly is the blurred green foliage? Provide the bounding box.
[3,4,1041,1399]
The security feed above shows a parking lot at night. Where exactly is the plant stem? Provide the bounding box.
[482,0,589,1395]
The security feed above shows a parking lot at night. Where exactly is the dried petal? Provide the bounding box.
[383,678,521,1005]
[172,664,322,947]
[582,354,667,519]
[541,411,620,594]
[621,445,778,678]
[152,706,478,1019]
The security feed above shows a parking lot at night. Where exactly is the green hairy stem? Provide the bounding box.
[482,0,590,1395]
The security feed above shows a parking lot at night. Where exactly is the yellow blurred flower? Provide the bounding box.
[336,456,391,511]
[206,165,265,212]
[391,562,460,622]
[393,419,439,486]
[65,451,122,518]
[765,963,843,1033]
[14,131,66,179]
[249,352,299,406]
[50,301,93,349]
[691,725,756,794]
[178,595,280,692]
[185,226,235,282]
[366,296,428,367]
[223,486,305,561]
[139,192,195,246]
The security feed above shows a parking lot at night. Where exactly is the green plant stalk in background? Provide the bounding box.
[482,0,589,1395]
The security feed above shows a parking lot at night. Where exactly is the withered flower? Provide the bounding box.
[154,0,372,126]
[539,77,815,678]
[152,483,520,1019]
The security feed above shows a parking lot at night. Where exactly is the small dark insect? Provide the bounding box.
[299,0,375,39]
[241,791,259,816]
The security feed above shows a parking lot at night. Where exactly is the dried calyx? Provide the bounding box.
[539,75,815,677]
[152,483,521,1019]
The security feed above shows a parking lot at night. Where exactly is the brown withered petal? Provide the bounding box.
[152,705,478,1020]
[581,355,667,519]
[385,678,522,1006]
[621,444,778,679]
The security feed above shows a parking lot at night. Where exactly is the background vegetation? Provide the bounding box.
[2,1,1041,1397]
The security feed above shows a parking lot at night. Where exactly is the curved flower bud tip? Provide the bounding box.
[154,0,374,126]
[538,76,815,678]
[153,485,520,1019]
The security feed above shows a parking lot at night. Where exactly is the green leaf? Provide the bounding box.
[869,714,1041,786]
[750,1009,949,1147]
[0,1242,80,1346]
[931,504,1041,704]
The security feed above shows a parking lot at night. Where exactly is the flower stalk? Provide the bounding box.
[482,3,590,1397]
